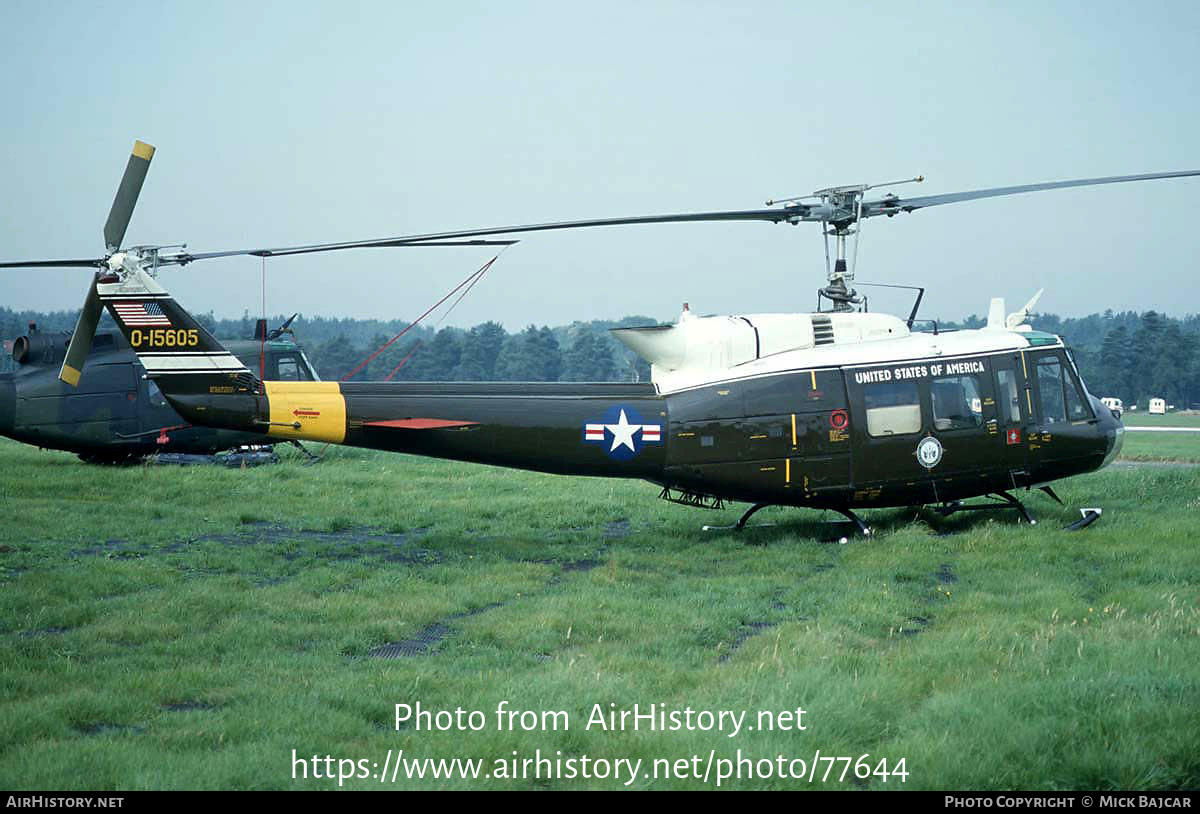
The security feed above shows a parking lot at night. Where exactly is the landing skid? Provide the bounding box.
[931,491,1037,524]
[1064,508,1102,531]
[701,503,872,539]
[291,440,322,464]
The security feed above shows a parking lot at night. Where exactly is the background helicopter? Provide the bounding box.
[3,141,1198,533]
[0,313,316,463]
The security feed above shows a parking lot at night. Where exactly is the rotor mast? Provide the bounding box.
[768,176,924,312]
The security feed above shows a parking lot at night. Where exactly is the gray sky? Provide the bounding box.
[2,1,1198,329]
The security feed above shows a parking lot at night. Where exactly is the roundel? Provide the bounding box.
[916,436,944,469]
[830,409,849,430]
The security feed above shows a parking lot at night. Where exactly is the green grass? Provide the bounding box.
[1119,411,1200,461]
[1,438,1197,790]
[1122,411,1200,428]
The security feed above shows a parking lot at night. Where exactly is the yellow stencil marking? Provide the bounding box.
[791,413,797,446]
[785,458,791,484]
[809,370,816,389]
[264,381,346,443]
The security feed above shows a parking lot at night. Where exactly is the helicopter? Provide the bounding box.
[4,140,1198,534]
[0,314,317,463]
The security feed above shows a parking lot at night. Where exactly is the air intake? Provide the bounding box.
[812,315,835,346]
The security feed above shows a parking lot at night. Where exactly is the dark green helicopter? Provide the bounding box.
[0,140,511,465]
[0,315,316,463]
[4,141,1199,534]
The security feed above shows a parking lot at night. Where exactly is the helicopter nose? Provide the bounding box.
[1091,394,1124,468]
[0,375,14,437]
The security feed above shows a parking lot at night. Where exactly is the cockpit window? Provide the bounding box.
[1035,353,1092,423]
[298,351,320,382]
[1064,368,1091,420]
[273,353,313,381]
[1037,359,1066,423]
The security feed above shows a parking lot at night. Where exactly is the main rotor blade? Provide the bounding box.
[0,258,105,269]
[158,208,802,266]
[103,140,155,252]
[59,275,102,387]
[861,170,1200,218]
[166,238,521,264]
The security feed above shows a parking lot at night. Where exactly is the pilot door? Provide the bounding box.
[1024,348,1097,475]
[991,354,1029,478]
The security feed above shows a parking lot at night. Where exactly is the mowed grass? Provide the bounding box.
[1121,411,1200,428]
[1,438,1197,790]
[1119,411,1200,462]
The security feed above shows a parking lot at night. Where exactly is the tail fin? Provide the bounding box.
[98,267,346,443]
[97,267,255,395]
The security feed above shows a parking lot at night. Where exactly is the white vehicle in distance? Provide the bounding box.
[1149,398,1167,415]
[1101,397,1123,419]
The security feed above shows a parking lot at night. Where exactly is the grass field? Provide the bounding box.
[1,437,1198,790]
[1121,411,1200,428]
[1119,411,1200,462]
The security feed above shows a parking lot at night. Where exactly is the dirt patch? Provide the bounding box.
[74,722,145,736]
[162,700,218,712]
[560,558,603,572]
[197,522,432,549]
[368,602,505,659]
[70,539,140,558]
[720,621,778,663]
[603,519,631,539]
[71,524,441,568]
[18,626,72,638]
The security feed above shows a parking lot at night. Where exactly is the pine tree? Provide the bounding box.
[1130,311,1165,405]
[455,321,507,380]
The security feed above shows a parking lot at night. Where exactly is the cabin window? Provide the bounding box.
[930,375,983,431]
[864,380,921,437]
[996,369,1021,424]
[1036,359,1066,423]
[277,356,300,381]
[274,354,312,381]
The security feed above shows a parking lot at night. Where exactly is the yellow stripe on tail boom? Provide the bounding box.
[264,381,347,443]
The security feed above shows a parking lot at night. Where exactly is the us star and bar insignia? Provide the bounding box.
[583,406,662,461]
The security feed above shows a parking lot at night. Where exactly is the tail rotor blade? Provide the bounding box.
[103,140,155,252]
[59,276,102,387]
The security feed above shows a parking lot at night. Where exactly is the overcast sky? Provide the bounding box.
[1,1,1197,330]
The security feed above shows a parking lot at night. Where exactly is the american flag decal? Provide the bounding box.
[112,301,172,326]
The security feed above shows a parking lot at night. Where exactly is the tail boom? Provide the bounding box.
[99,268,667,479]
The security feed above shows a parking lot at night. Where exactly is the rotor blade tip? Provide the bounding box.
[133,140,155,161]
[59,365,82,387]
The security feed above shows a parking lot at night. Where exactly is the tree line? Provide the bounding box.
[946,309,1200,409]
[0,307,654,383]
[4,306,1199,406]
